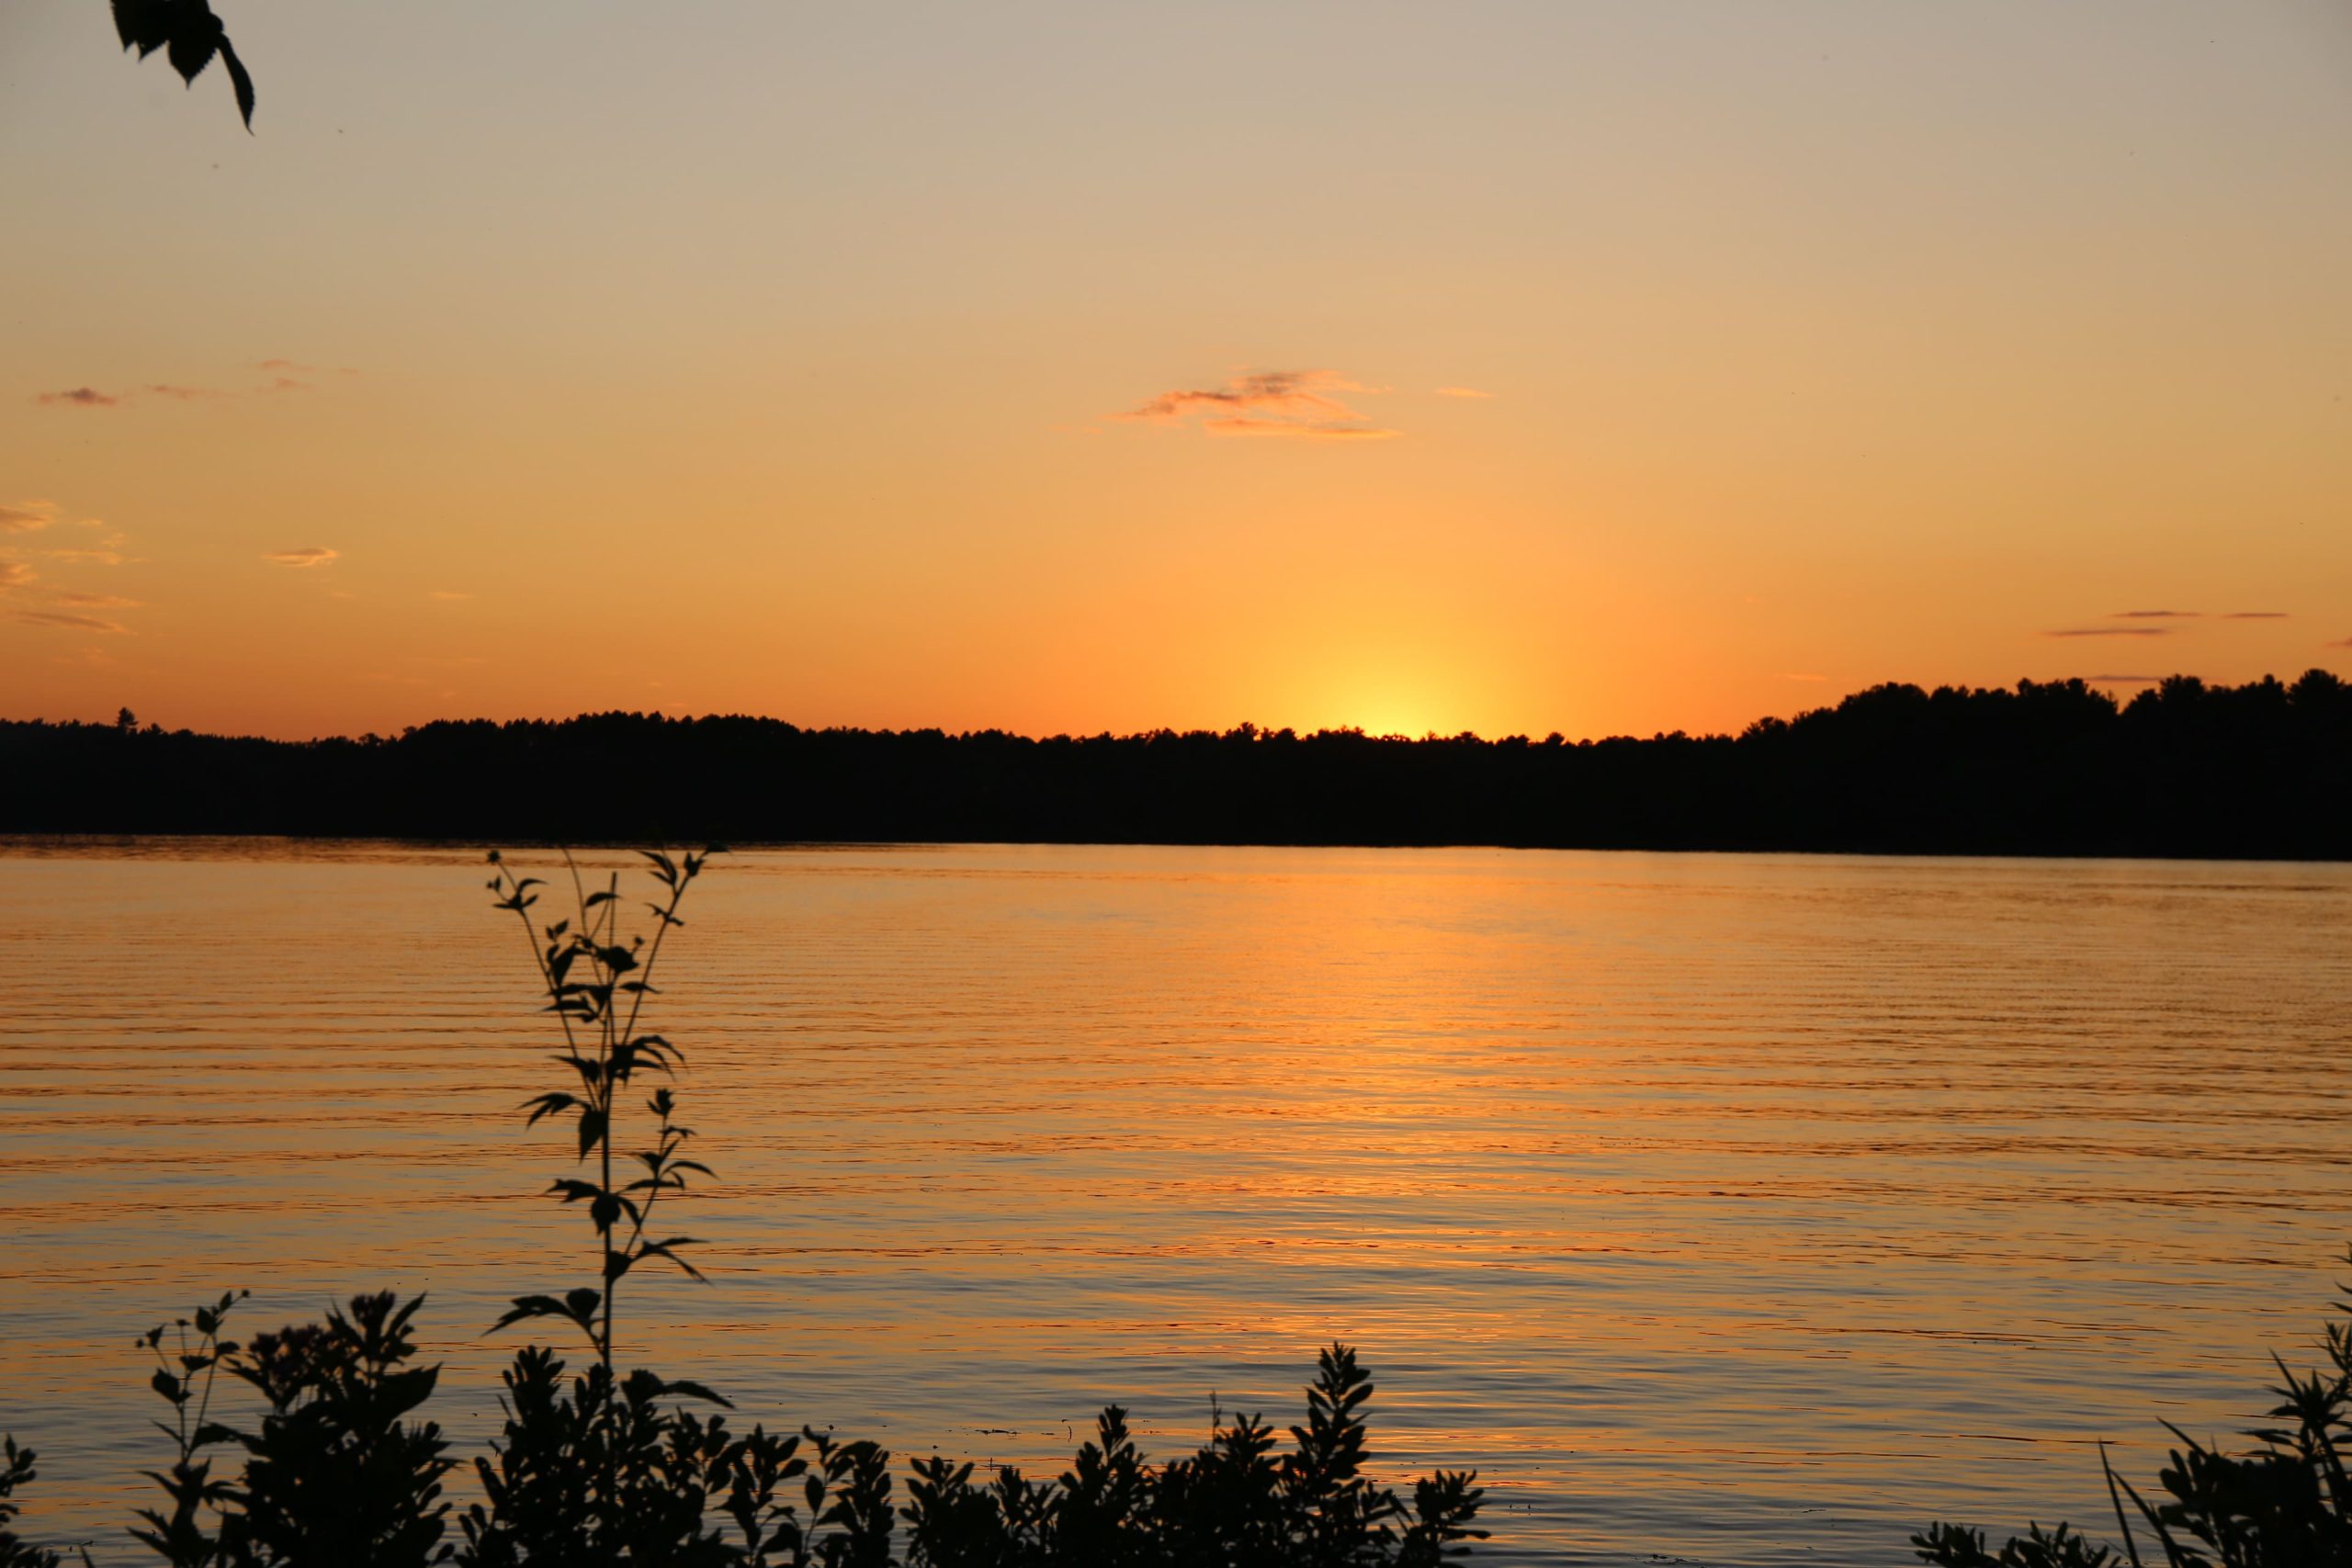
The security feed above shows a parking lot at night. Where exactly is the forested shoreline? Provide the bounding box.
[5,671,2349,859]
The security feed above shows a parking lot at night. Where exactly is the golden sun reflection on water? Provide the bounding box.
[2,841,2350,1566]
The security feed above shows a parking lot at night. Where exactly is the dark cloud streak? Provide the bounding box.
[1115,369,1399,441]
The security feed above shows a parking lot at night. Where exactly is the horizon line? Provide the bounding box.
[11,667,2341,750]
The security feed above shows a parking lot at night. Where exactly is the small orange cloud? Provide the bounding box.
[2045,626,2169,638]
[0,500,57,533]
[45,539,130,566]
[0,562,35,590]
[33,370,341,409]
[265,547,340,568]
[17,609,130,634]
[1114,369,1398,441]
[52,592,142,609]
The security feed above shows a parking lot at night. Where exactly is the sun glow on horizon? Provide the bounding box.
[2,4,2347,739]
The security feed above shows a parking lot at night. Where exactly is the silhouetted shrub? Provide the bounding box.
[901,1346,1486,1566]
[94,1302,1473,1567]
[1917,1273,2352,1568]
[0,1438,63,1568]
[126,1289,453,1567]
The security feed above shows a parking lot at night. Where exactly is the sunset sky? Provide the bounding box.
[4,0,2348,741]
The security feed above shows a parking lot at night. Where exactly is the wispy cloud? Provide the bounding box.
[2328,637,2352,649]
[1433,386,1495,400]
[34,364,352,409]
[0,499,57,533]
[257,359,358,377]
[1202,416,1399,441]
[0,562,35,591]
[265,547,340,568]
[51,591,141,609]
[45,539,131,566]
[2046,626,2171,637]
[16,609,130,634]
[426,590,474,601]
[2102,608,2287,622]
[1114,369,1399,442]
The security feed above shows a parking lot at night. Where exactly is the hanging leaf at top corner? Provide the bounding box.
[113,0,255,130]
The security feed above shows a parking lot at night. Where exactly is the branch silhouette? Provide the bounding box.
[111,0,254,130]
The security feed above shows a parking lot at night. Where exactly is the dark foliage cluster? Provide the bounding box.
[2,1438,62,1568]
[7,672,2352,857]
[129,1290,452,1568]
[0,851,1486,1567]
[109,0,254,129]
[1918,1270,2352,1568]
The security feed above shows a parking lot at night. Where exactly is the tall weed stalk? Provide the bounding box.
[484,847,725,1379]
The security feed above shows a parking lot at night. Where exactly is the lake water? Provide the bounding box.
[3,841,2349,1565]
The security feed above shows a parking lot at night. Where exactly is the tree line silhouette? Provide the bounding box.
[5,671,2350,858]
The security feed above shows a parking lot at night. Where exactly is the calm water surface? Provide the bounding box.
[4,841,2349,1565]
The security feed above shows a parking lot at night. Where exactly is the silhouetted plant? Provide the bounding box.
[458,1350,750,1567]
[109,0,254,130]
[0,1436,67,1568]
[220,1292,454,1566]
[900,1346,1486,1567]
[485,848,724,1379]
[1918,1267,2352,1568]
[462,847,752,1565]
[130,1291,243,1567]
[118,1287,451,1567]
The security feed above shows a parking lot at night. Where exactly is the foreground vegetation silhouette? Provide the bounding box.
[7,672,2352,859]
[1915,1269,2352,1568]
[0,850,1487,1566]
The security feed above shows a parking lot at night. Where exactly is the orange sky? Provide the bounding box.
[4,2,2348,740]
